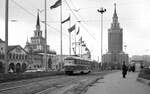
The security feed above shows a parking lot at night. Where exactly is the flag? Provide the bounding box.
[85,47,89,52]
[50,0,61,9]
[61,16,70,24]
[79,36,82,42]
[82,43,86,47]
[76,27,80,35]
[68,24,75,33]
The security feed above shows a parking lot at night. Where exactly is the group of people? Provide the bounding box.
[121,62,136,78]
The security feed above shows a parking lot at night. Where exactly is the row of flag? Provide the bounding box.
[50,0,90,55]
[50,0,80,34]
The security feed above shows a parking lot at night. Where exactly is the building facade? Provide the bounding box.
[103,4,129,69]
[24,11,56,70]
[0,39,28,73]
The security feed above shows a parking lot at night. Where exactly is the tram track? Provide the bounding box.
[0,75,65,90]
[0,75,70,93]
[0,71,110,94]
[0,74,86,94]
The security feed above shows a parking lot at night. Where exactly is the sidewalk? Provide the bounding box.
[85,71,150,94]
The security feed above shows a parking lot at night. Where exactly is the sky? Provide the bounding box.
[1,0,150,61]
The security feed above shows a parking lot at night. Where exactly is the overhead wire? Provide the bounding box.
[64,0,99,42]
[10,0,68,36]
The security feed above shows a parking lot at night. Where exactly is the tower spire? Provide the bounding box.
[36,9,40,30]
[111,3,120,28]
[113,3,118,22]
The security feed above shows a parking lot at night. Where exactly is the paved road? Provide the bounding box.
[85,71,150,94]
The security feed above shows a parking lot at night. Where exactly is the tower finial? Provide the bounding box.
[36,9,40,30]
[113,3,117,18]
[26,35,29,44]
[37,9,40,26]
[114,3,116,10]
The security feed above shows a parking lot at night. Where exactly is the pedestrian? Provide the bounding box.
[122,61,127,78]
[132,65,135,72]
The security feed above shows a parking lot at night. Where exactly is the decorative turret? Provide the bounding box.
[26,36,29,45]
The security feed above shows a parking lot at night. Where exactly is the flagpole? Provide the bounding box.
[75,25,76,55]
[79,40,81,57]
[60,0,63,70]
[44,0,47,71]
[69,14,71,56]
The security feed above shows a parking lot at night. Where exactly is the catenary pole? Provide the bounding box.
[44,0,47,71]
[60,0,63,70]
[69,14,71,56]
[5,0,9,74]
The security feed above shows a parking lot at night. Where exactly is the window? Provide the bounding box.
[9,53,12,59]
[13,54,15,59]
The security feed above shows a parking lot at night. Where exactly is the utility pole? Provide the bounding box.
[97,7,106,70]
[5,0,9,74]
[60,0,63,70]
[69,14,71,56]
[44,0,47,71]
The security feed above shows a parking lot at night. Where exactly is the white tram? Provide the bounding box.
[64,56,92,75]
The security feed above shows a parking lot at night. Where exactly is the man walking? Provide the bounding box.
[122,61,127,78]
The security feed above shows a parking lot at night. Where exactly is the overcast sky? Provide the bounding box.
[0,0,150,60]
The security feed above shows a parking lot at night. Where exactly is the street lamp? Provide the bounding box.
[97,7,106,70]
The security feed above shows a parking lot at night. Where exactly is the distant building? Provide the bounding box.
[103,4,129,69]
[131,55,150,67]
[24,11,56,70]
[0,39,28,73]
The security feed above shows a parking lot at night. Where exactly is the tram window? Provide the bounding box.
[74,60,77,64]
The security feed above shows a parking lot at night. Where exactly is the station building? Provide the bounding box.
[24,11,57,70]
[0,39,28,73]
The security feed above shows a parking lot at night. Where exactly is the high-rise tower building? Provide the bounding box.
[102,4,128,69]
[108,3,123,53]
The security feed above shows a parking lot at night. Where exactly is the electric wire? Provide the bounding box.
[64,0,98,42]
[10,0,68,36]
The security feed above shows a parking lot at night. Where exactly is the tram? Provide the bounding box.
[64,56,92,75]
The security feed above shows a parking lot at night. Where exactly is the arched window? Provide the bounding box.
[13,54,15,59]
[22,55,24,60]
[8,53,12,59]
[16,54,18,59]
[19,54,21,60]
[25,55,27,60]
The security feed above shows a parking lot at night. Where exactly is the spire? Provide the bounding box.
[26,36,29,45]
[113,3,118,19]
[111,3,120,29]
[36,10,40,30]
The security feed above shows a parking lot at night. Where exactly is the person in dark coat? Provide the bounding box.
[122,61,127,78]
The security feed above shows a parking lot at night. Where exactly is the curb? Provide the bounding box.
[137,77,150,86]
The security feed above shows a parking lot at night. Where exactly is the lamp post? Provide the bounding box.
[5,0,9,74]
[97,7,106,70]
